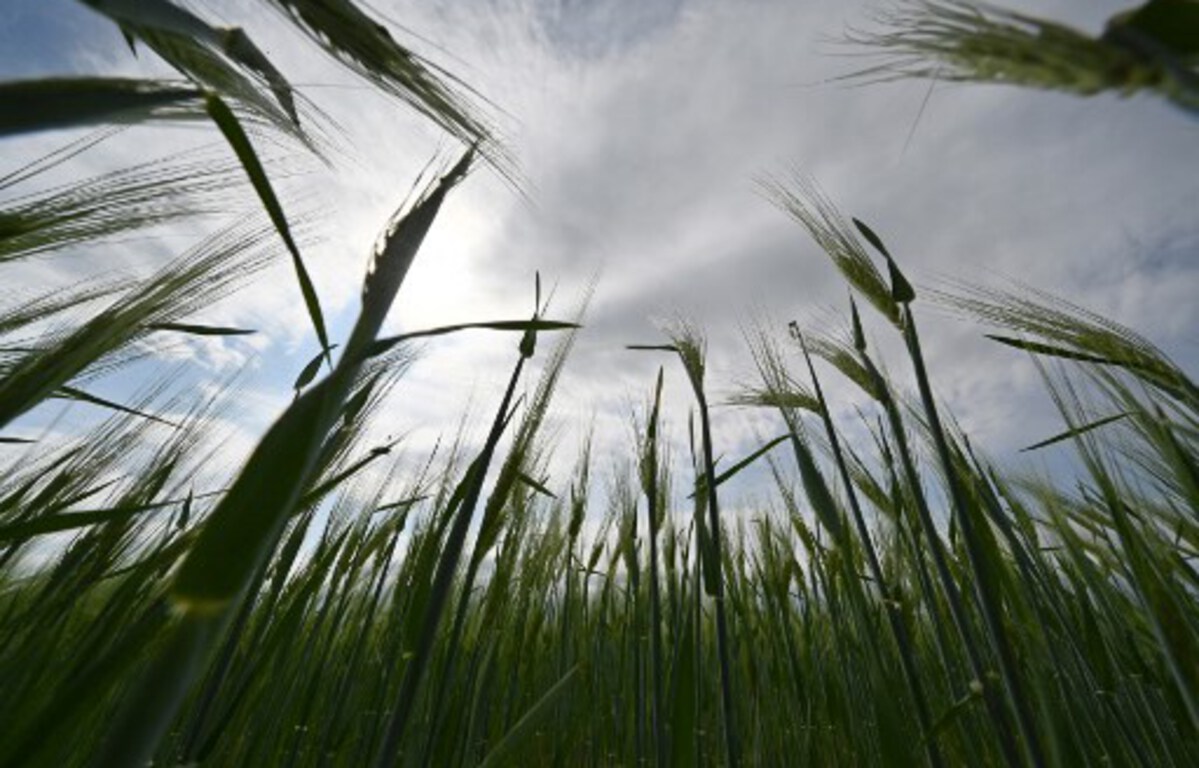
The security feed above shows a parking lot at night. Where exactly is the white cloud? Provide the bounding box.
[2,0,1195,521]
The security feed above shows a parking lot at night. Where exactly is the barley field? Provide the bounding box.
[1,1,1196,766]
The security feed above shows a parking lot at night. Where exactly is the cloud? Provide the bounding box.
[2,0,1196,517]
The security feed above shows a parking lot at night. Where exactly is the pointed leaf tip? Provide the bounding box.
[294,344,337,391]
[367,319,577,359]
[852,217,892,258]
[1021,412,1130,452]
[850,298,867,352]
[517,471,557,499]
[627,344,681,353]
[148,322,257,337]
[206,93,331,359]
[885,256,915,304]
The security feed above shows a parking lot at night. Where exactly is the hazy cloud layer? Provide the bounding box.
[2,0,1196,504]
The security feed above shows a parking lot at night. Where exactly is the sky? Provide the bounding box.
[2,0,1197,518]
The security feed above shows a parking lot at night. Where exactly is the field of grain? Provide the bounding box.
[1,2,1196,766]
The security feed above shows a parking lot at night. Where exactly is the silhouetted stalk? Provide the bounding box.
[642,368,668,766]
[373,340,529,768]
[796,331,944,768]
[859,342,1025,767]
[693,382,741,768]
[898,299,1047,768]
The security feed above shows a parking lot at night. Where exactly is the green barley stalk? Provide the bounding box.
[792,323,945,768]
[92,149,475,768]
[372,277,567,767]
[640,324,741,768]
[870,227,1048,767]
[844,0,1199,115]
[639,367,669,766]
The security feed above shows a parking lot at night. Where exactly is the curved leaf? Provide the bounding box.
[0,78,203,137]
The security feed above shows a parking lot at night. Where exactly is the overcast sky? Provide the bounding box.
[2,0,1196,513]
